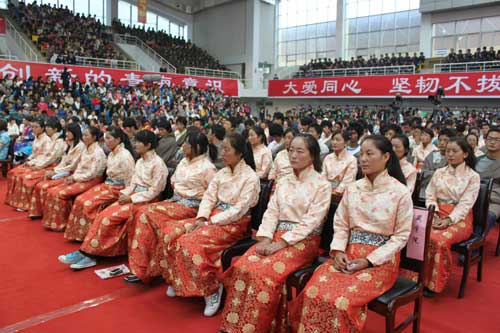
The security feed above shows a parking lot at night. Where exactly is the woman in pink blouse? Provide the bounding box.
[5,118,52,209]
[28,123,85,218]
[290,135,413,333]
[41,126,107,231]
[126,131,218,283]
[322,130,358,201]
[11,117,67,212]
[392,135,418,193]
[248,126,273,180]
[412,128,437,170]
[220,134,331,333]
[162,132,260,317]
[268,127,298,183]
[423,137,480,296]
[63,126,136,241]
[58,130,168,270]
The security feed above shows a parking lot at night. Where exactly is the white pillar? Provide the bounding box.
[336,0,345,59]
[245,0,261,89]
[420,13,433,58]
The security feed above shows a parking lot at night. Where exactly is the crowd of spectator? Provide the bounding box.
[112,19,227,73]
[9,2,126,65]
[297,52,426,77]
[445,47,500,64]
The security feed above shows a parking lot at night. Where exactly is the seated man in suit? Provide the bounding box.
[475,127,500,235]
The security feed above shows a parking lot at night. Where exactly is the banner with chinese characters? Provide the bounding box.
[138,0,147,24]
[268,72,500,98]
[0,59,239,96]
[0,16,6,35]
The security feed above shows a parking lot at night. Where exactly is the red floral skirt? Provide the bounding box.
[29,178,66,217]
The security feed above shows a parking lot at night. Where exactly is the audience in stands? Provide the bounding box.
[112,19,227,73]
[297,52,425,77]
[10,2,125,65]
[445,47,500,64]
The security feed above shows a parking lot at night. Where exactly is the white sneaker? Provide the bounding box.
[58,250,84,265]
[203,283,223,317]
[70,256,97,270]
[166,285,176,297]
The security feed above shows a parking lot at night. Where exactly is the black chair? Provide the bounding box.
[451,178,493,298]
[291,206,435,333]
[368,206,434,333]
[0,135,17,177]
[221,179,274,271]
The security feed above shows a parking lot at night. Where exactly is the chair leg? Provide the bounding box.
[385,312,396,333]
[496,228,500,256]
[413,293,422,333]
[458,252,471,299]
[477,246,484,282]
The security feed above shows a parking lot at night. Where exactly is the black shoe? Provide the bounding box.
[124,274,141,283]
[423,288,437,298]
[29,216,42,220]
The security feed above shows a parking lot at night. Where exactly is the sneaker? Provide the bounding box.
[124,274,141,284]
[70,256,97,270]
[58,251,84,265]
[16,208,25,212]
[166,285,176,298]
[203,283,223,317]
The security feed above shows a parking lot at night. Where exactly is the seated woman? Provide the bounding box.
[322,130,358,201]
[268,128,298,184]
[161,133,260,317]
[64,126,136,241]
[219,134,331,333]
[412,128,437,170]
[126,131,218,283]
[58,130,168,270]
[13,116,34,160]
[41,126,107,231]
[392,135,418,193]
[466,133,485,158]
[28,123,86,218]
[5,118,52,209]
[248,126,272,180]
[11,117,67,211]
[423,137,480,296]
[290,135,413,333]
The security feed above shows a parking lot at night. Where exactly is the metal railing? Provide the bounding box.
[185,67,241,79]
[289,65,416,79]
[0,54,18,60]
[72,55,140,70]
[5,17,38,62]
[114,34,176,73]
[434,61,500,73]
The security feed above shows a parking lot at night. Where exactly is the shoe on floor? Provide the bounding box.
[423,288,437,298]
[203,283,223,317]
[58,251,84,265]
[166,285,176,298]
[70,256,97,270]
[124,274,141,283]
[16,208,25,212]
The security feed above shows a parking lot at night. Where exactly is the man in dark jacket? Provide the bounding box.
[156,119,177,168]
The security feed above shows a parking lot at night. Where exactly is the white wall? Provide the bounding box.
[258,1,275,66]
[192,0,247,68]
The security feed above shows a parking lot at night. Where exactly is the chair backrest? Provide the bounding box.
[412,171,424,204]
[416,170,434,206]
[400,205,435,283]
[320,201,338,251]
[6,135,16,160]
[250,179,274,231]
[473,178,493,238]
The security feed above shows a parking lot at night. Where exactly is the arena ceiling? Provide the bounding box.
[158,0,236,14]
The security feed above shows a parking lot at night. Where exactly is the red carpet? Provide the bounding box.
[0,177,499,332]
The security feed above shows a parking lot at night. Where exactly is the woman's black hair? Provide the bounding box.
[135,129,158,150]
[361,135,407,185]
[46,116,62,132]
[331,129,350,143]
[32,117,46,129]
[448,137,476,169]
[106,125,135,157]
[65,123,82,151]
[465,132,479,143]
[224,132,256,170]
[421,127,434,138]
[249,126,267,146]
[86,126,101,143]
[186,131,218,162]
[292,133,322,172]
[0,119,7,132]
[392,134,411,157]
[284,127,299,137]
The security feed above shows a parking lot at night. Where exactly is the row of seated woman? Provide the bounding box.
[5,115,481,333]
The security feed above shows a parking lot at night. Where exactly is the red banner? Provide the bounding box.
[138,0,147,24]
[0,60,239,96]
[268,72,500,98]
[0,16,6,35]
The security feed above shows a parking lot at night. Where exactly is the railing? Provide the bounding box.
[114,34,176,73]
[0,54,18,60]
[72,55,140,70]
[185,67,241,79]
[289,65,416,79]
[5,17,38,61]
[434,61,500,73]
